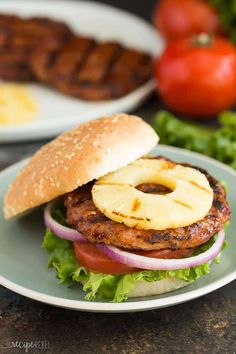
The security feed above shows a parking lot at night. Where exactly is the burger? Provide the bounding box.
[3,114,231,302]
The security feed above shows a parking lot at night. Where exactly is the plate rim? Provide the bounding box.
[0,145,236,312]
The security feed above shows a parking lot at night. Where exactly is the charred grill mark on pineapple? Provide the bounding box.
[111,210,151,221]
[132,198,141,212]
[188,180,212,194]
[158,160,176,169]
[173,199,193,209]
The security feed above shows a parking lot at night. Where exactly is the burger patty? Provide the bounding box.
[0,14,71,81]
[30,35,153,100]
[64,158,231,251]
[0,13,152,98]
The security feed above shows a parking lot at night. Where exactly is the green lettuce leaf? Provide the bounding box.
[152,110,236,170]
[42,229,225,302]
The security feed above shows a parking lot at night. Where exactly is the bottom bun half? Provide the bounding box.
[128,277,189,298]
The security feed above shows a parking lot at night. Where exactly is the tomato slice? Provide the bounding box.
[73,242,138,274]
[73,242,194,274]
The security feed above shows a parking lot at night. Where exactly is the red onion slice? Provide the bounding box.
[44,199,225,271]
[98,229,225,270]
[44,200,86,242]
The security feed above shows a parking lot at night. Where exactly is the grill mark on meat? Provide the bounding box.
[31,36,95,83]
[148,233,171,243]
[101,45,123,81]
[173,235,192,241]
[76,42,122,84]
[51,37,96,82]
[88,214,108,224]
[102,49,153,98]
[45,48,63,74]
[213,200,224,210]
[64,156,231,251]
[70,39,97,83]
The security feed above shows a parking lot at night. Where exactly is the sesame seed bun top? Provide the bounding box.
[4,113,159,219]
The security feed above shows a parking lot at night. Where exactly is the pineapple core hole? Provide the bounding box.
[136,183,173,195]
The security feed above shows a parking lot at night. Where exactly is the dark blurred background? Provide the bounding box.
[95,0,156,20]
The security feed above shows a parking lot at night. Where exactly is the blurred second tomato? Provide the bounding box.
[154,0,222,43]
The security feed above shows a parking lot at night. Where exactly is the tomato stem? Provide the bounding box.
[192,33,212,47]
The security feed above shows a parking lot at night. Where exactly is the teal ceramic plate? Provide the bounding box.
[0,145,235,313]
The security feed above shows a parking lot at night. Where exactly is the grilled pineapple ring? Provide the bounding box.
[92,158,213,230]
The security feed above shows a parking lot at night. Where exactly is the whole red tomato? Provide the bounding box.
[154,0,222,42]
[155,35,236,118]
